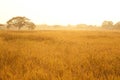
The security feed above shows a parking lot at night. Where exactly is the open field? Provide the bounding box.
[0,30,120,80]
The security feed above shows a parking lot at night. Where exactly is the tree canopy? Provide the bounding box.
[7,16,36,30]
[102,21,113,28]
[114,21,120,29]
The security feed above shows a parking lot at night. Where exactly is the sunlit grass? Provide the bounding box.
[0,30,120,80]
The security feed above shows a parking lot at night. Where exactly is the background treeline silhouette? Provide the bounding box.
[102,21,120,29]
[0,16,120,30]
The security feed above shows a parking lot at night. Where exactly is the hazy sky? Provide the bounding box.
[0,0,120,25]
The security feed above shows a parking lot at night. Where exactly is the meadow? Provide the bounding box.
[0,30,120,80]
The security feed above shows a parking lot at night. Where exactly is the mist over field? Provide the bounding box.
[0,0,120,80]
[0,12,120,80]
[0,9,120,80]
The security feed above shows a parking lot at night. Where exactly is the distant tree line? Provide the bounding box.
[102,21,120,29]
[1,16,120,30]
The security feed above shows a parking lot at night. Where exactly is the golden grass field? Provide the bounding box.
[0,30,120,80]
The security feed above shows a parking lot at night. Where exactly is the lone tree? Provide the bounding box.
[7,16,36,30]
[102,21,113,28]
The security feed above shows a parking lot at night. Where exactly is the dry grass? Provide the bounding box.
[0,30,120,80]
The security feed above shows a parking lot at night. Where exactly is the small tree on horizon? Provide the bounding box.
[114,21,120,29]
[102,21,113,28]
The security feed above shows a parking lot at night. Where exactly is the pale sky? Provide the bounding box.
[0,0,120,25]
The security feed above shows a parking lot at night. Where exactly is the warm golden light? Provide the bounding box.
[0,1,120,80]
[0,0,120,25]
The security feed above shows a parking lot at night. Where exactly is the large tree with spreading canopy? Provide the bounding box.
[7,16,36,30]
